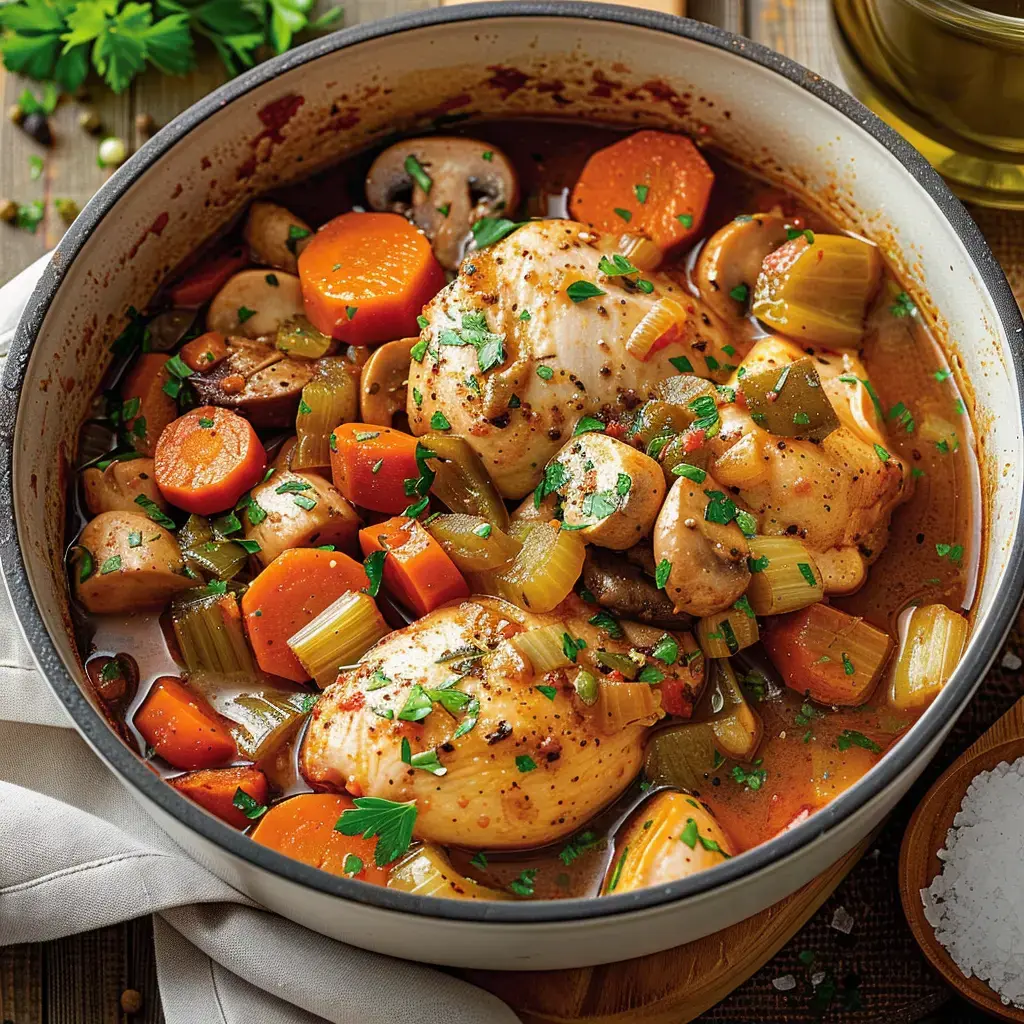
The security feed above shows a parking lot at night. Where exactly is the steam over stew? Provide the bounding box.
[66,122,979,900]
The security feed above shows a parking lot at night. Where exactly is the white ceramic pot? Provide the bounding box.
[2,2,1022,971]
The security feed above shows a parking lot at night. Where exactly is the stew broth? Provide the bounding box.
[65,118,979,901]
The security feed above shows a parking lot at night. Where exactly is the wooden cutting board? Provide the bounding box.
[461,835,873,1023]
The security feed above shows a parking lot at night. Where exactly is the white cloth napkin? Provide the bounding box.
[0,256,518,1024]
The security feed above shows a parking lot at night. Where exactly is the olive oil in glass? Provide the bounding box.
[832,0,1024,207]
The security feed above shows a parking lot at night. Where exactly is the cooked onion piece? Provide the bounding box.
[889,603,968,712]
[387,845,514,900]
[601,791,735,895]
[644,722,717,791]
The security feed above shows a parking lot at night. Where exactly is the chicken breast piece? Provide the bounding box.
[301,596,652,849]
[707,337,911,593]
[408,220,744,499]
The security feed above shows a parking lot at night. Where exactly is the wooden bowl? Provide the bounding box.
[899,726,1024,1023]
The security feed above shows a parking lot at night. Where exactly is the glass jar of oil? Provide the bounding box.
[832,0,1024,207]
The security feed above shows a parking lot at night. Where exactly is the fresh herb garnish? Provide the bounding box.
[335,797,418,866]
[404,153,432,194]
[566,280,606,303]
[232,787,267,820]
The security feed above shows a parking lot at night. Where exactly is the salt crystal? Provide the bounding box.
[920,757,1024,1008]
[830,906,854,934]
[1001,651,1022,671]
[772,974,796,991]
[811,971,827,987]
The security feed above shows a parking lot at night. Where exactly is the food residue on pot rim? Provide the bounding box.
[921,756,1024,1007]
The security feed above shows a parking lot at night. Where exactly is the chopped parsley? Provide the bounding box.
[573,415,606,436]
[335,797,418,866]
[655,558,672,590]
[508,868,538,897]
[837,730,882,753]
[232,788,268,820]
[566,280,606,303]
[890,291,917,318]
[614,207,632,223]
[515,755,537,773]
[403,153,432,193]
[438,310,505,374]
[362,550,387,597]
[730,764,767,791]
[633,184,649,204]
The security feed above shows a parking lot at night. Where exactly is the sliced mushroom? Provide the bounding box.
[361,337,416,426]
[189,338,316,429]
[365,137,519,271]
[548,433,665,551]
[694,212,789,322]
[82,458,167,517]
[207,269,304,339]
[243,201,312,273]
[653,476,751,617]
[582,546,690,628]
[75,511,192,614]
[245,468,361,566]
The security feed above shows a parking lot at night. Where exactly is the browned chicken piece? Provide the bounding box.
[409,219,745,499]
[301,596,659,849]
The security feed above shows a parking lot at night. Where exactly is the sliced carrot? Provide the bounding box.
[250,793,388,884]
[570,130,714,252]
[168,246,249,308]
[298,212,445,345]
[135,676,237,770]
[154,405,267,515]
[330,422,421,514]
[241,547,370,682]
[169,765,268,829]
[359,516,469,617]
[179,331,229,373]
[120,353,179,457]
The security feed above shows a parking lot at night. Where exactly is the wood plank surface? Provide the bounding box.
[0,0,1011,1022]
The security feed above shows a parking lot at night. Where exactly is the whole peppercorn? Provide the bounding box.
[0,200,17,224]
[79,110,102,135]
[119,989,143,1015]
[21,112,53,147]
[7,104,24,125]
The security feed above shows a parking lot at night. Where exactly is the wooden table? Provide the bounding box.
[0,1,1018,1021]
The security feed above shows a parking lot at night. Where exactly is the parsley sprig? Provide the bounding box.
[0,0,344,94]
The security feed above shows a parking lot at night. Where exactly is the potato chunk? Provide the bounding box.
[245,468,361,566]
[549,433,665,550]
[75,512,192,614]
[82,458,167,516]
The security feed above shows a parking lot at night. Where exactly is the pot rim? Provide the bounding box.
[3,0,1023,927]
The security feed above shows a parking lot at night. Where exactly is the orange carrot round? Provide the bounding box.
[154,405,267,515]
[330,422,421,514]
[135,676,237,770]
[250,793,388,884]
[359,516,469,617]
[570,130,714,252]
[298,212,445,345]
[120,353,179,457]
[169,765,268,829]
[241,547,370,682]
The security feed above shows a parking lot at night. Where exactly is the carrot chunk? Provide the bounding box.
[570,130,714,252]
[359,516,469,617]
[179,331,229,373]
[154,406,267,515]
[250,793,388,884]
[330,422,421,514]
[241,547,370,682]
[135,676,237,770]
[169,765,268,829]
[168,247,249,308]
[298,212,445,345]
[119,353,179,457]
[762,604,893,706]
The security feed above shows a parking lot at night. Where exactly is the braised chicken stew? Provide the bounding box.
[66,121,979,900]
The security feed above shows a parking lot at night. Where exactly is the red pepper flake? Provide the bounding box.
[682,428,706,453]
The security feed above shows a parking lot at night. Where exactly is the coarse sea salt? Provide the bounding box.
[921,757,1024,1007]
